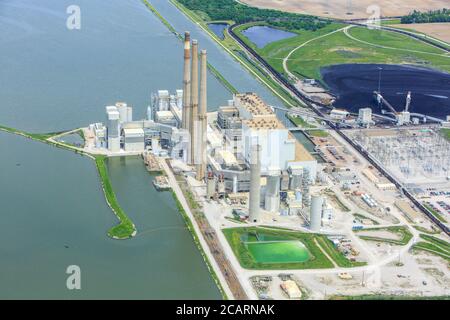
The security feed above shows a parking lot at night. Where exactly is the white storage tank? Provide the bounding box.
[310,195,323,231]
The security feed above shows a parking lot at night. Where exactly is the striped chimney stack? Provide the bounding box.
[189,40,199,165]
[196,50,208,181]
[182,31,191,131]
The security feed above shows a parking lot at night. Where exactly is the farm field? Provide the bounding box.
[239,0,450,20]
[391,23,450,44]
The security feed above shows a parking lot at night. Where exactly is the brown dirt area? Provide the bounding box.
[392,23,450,43]
[239,0,450,20]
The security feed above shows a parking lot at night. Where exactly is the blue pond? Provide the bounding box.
[209,23,227,40]
[242,25,297,48]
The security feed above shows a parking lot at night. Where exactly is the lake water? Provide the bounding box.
[0,134,220,299]
[0,0,290,299]
[242,25,297,49]
[208,23,227,40]
[321,64,450,119]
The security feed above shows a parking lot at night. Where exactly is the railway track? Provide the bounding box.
[227,23,450,236]
[167,160,248,300]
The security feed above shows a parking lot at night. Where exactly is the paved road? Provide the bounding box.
[161,159,247,300]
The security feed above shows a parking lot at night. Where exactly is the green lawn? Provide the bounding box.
[423,203,447,223]
[441,128,450,142]
[420,234,450,251]
[235,22,450,81]
[413,242,450,261]
[286,26,450,80]
[307,130,329,137]
[412,234,450,261]
[223,227,357,269]
[353,213,380,225]
[287,115,317,128]
[355,226,413,246]
[315,236,366,268]
[95,156,136,239]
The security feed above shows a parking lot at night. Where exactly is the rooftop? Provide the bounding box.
[242,116,281,130]
[235,93,273,116]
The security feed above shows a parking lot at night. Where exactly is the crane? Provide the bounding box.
[373,91,397,115]
[405,91,411,112]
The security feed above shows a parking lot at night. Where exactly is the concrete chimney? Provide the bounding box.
[190,40,199,165]
[182,31,191,132]
[196,50,208,181]
[249,144,262,223]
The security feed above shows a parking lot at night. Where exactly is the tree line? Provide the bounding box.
[178,0,329,31]
[401,8,450,24]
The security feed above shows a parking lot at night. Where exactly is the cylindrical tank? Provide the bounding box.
[116,102,128,123]
[249,145,261,222]
[127,106,133,122]
[206,172,216,199]
[310,195,323,231]
[232,175,238,193]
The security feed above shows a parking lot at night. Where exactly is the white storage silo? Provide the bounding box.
[310,195,323,231]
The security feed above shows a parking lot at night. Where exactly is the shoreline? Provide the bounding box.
[0,125,137,240]
[141,0,237,95]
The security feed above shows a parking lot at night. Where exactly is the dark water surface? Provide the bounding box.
[322,64,450,119]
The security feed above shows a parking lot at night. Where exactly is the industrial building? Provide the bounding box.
[87,31,323,224]
[357,108,373,127]
[89,31,209,164]
[330,108,349,120]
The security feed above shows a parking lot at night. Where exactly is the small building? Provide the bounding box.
[330,109,349,120]
[357,108,372,126]
[123,128,145,152]
[338,272,353,280]
[155,110,177,127]
[280,280,302,299]
[376,183,396,191]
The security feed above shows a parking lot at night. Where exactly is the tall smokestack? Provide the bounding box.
[190,40,199,165]
[249,144,261,223]
[196,50,207,180]
[182,31,191,131]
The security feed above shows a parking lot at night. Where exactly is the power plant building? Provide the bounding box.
[123,128,145,152]
[106,105,120,152]
[357,108,373,126]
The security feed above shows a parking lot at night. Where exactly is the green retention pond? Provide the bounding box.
[246,241,310,264]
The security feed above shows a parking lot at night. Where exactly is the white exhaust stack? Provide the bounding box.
[182,31,191,132]
[190,39,199,165]
[196,49,207,181]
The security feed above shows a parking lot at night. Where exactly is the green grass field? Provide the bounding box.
[307,130,329,137]
[423,203,447,223]
[441,128,450,142]
[287,115,316,128]
[95,156,136,239]
[355,226,413,246]
[235,23,450,81]
[223,227,364,269]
